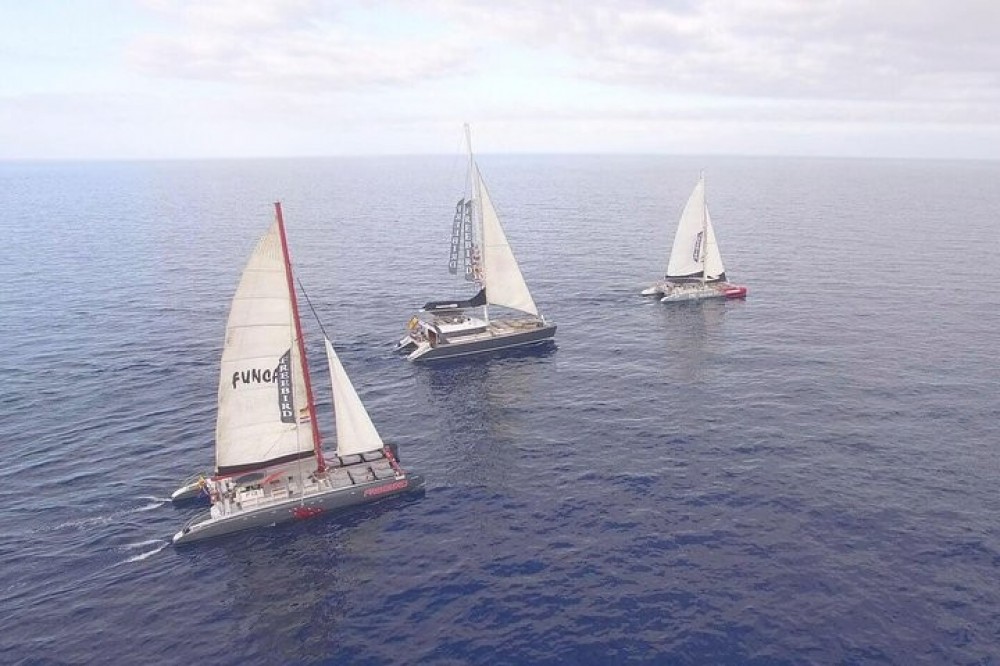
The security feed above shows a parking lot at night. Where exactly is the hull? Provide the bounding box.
[171,475,208,503]
[173,472,425,545]
[407,323,556,361]
[648,282,748,303]
[394,335,417,352]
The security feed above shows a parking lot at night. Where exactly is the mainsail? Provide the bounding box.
[215,221,315,475]
[324,338,385,458]
[666,175,726,282]
[475,165,540,316]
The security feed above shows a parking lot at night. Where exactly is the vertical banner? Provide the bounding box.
[448,199,465,275]
[276,349,295,423]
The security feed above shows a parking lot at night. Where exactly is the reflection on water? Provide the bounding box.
[209,495,424,662]
[653,299,742,383]
[415,345,556,489]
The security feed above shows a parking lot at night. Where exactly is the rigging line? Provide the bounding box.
[296,277,331,341]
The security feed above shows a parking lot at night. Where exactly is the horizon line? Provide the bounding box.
[2,152,997,164]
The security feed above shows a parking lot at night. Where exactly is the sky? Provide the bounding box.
[1,0,998,160]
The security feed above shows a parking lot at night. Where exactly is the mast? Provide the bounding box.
[700,171,708,286]
[274,201,326,473]
[465,123,489,323]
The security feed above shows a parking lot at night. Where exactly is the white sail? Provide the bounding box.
[703,208,725,280]
[666,175,726,281]
[215,221,314,474]
[325,337,384,457]
[476,165,540,316]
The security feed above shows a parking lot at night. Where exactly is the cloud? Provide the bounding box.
[128,0,475,88]
[135,0,317,32]
[408,0,1000,109]
[128,1,1000,115]
[130,31,473,88]
[8,0,998,159]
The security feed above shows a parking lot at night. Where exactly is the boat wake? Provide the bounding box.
[117,539,169,564]
[41,498,171,535]
[134,496,172,511]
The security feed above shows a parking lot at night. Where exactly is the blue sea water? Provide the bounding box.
[1,155,999,665]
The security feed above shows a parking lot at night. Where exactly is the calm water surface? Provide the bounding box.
[1,155,999,664]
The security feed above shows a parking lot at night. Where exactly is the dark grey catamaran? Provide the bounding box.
[395,125,556,362]
[172,203,423,545]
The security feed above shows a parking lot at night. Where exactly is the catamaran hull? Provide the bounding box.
[660,286,747,302]
[394,335,418,352]
[172,474,426,545]
[646,282,748,302]
[171,478,208,503]
[170,483,208,502]
[407,324,556,362]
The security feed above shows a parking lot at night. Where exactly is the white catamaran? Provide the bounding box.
[172,203,424,545]
[394,124,556,361]
[642,173,748,302]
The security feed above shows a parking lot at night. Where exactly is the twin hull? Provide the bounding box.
[644,282,748,303]
[173,473,425,545]
[408,323,557,361]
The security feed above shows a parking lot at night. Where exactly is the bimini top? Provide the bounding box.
[421,288,487,312]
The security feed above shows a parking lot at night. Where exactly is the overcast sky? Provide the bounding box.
[2,0,998,159]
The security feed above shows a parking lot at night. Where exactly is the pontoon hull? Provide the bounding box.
[172,473,425,545]
[645,282,748,302]
[170,478,208,503]
[407,323,556,362]
[394,335,418,352]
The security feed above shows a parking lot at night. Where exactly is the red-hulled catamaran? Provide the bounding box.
[642,172,748,302]
[172,203,423,545]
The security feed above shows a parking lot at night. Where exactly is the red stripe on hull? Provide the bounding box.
[292,506,324,520]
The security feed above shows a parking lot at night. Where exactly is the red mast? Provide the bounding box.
[274,202,326,472]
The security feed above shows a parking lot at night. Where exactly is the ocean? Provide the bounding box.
[1,155,998,664]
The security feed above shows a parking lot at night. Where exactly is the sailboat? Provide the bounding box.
[642,173,748,302]
[172,203,424,545]
[395,124,556,361]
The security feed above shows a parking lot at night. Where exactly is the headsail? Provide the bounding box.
[666,175,726,282]
[475,165,540,316]
[215,221,315,475]
[324,338,385,457]
[703,208,725,280]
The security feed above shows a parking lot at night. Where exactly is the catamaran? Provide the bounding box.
[394,124,556,361]
[172,203,424,545]
[642,173,748,302]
